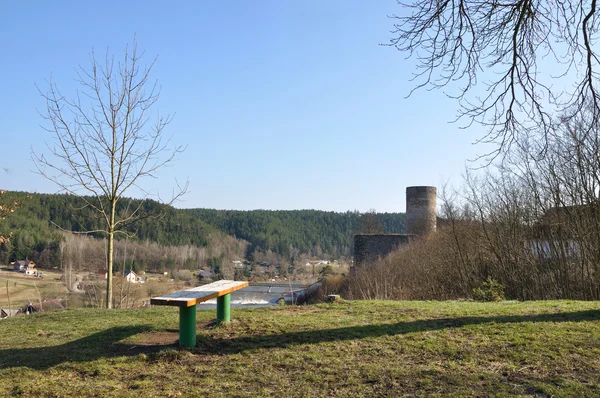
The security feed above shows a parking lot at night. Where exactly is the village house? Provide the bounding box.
[199,269,215,279]
[11,260,36,275]
[305,260,330,266]
[528,205,591,260]
[124,269,141,283]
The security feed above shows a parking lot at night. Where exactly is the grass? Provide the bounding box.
[1,300,600,397]
[0,268,191,310]
[0,269,68,308]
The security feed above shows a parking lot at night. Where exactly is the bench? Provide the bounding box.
[150,280,249,347]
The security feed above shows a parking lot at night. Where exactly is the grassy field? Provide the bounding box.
[0,268,193,310]
[0,269,69,308]
[1,300,600,397]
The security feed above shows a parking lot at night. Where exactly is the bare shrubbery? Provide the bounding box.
[59,231,247,276]
[310,275,349,303]
[348,106,600,300]
[348,182,600,301]
[347,230,482,300]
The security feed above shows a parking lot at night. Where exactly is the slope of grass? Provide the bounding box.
[1,300,600,397]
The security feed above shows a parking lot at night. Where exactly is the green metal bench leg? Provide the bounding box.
[179,305,197,347]
[216,293,231,325]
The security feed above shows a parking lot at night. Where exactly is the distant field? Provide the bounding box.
[0,268,193,310]
[0,268,68,308]
[1,300,600,396]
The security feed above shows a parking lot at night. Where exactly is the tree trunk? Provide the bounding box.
[106,201,116,309]
[106,229,114,309]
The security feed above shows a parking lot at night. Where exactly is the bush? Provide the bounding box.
[174,269,193,281]
[309,275,348,303]
[472,277,505,302]
[319,265,333,278]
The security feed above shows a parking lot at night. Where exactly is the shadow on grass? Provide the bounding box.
[2,309,599,368]
[0,326,176,370]
[195,309,600,354]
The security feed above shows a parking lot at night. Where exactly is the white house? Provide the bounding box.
[124,270,141,283]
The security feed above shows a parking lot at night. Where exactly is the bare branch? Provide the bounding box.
[388,0,599,159]
[33,38,186,309]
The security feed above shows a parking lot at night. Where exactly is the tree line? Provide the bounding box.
[0,192,231,268]
[0,191,406,269]
[184,208,405,262]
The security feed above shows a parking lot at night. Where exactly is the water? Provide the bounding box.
[196,284,305,309]
[199,297,271,306]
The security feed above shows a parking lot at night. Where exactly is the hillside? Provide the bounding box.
[0,191,246,273]
[184,208,405,259]
[1,300,599,396]
[0,191,221,248]
[0,191,405,268]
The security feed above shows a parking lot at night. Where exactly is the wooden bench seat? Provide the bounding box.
[151,280,248,347]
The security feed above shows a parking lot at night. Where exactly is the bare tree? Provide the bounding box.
[388,0,600,159]
[34,40,186,309]
[348,105,600,301]
[357,209,385,234]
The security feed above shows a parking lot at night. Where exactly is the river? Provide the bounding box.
[197,280,318,308]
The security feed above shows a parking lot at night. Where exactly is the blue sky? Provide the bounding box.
[0,1,489,212]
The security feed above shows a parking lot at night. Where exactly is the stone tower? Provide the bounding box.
[405,186,436,237]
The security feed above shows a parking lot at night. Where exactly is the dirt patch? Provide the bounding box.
[112,319,220,355]
[112,331,180,355]
[197,320,218,329]
[136,331,180,346]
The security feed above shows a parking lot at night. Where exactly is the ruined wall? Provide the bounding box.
[353,234,415,269]
[352,186,436,271]
[405,186,437,237]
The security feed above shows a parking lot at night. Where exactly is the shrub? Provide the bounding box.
[472,277,506,302]
[309,275,348,303]
[174,269,193,281]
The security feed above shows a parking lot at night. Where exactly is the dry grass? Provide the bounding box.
[0,268,194,310]
[0,268,68,309]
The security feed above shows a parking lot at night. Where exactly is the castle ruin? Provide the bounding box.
[353,186,436,269]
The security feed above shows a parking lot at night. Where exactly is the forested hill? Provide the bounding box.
[0,190,405,264]
[0,191,222,263]
[184,209,405,259]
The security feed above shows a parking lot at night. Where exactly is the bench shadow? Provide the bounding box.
[195,309,600,355]
[2,309,598,369]
[0,326,176,370]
